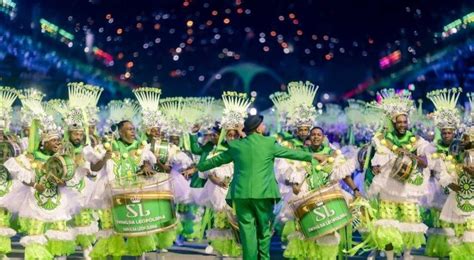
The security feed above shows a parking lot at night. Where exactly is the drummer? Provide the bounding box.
[281,126,357,260]
[436,91,474,259]
[90,99,159,258]
[57,83,106,260]
[421,88,463,258]
[4,88,79,260]
[367,89,431,260]
[272,81,318,249]
[0,86,19,257]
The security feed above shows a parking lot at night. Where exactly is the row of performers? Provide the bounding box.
[1,114,473,260]
[0,84,472,260]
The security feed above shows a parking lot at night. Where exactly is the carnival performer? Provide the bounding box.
[283,126,357,259]
[47,83,105,259]
[422,88,462,257]
[367,89,431,260]
[437,91,474,259]
[5,89,79,260]
[185,92,254,257]
[133,88,183,253]
[0,86,19,257]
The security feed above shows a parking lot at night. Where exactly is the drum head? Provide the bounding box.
[44,156,75,184]
[0,165,10,185]
[0,141,20,163]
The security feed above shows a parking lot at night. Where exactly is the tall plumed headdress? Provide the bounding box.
[427,87,462,130]
[18,89,62,148]
[370,89,414,122]
[133,87,164,130]
[0,86,18,131]
[286,81,318,129]
[66,82,103,130]
[221,92,254,130]
[105,99,140,133]
[270,91,291,131]
[160,97,185,136]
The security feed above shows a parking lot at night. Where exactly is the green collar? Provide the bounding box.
[113,139,141,153]
[385,130,414,147]
[435,140,450,154]
[306,144,332,155]
[34,150,52,162]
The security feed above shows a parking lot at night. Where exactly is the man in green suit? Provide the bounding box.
[195,115,319,260]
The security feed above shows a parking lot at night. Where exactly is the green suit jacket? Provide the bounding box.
[197,133,313,200]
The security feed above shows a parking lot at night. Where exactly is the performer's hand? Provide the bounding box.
[237,125,246,138]
[292,183,301,195]
[312,154,326,163]
[448,183,461,192]
[463,165,474,176]
[217,181,228,188]
[372,166,381,175]
[191,124,201,134]
[87,169,97,178]
[34,183,45,193]
[141,163,155,177]
[181,166,197,179]
[354,190,362,198]
[104,150,113,160]
[415,156,427,169]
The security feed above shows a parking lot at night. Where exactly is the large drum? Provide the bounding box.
[110,175,177,237]
[290,184,351,240]
[0,140,21,163]
[390,154,417,182]
[44,155,76,184]
[151,140,170,164]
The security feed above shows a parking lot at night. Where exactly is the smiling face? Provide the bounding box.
[309,127,325,149]
[394,114,408,136]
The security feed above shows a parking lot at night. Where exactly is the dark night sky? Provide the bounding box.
[3,0,472,107]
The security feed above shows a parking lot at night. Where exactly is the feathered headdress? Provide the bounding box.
[105,99,140,132]
[286,81,318,129]
[370,89,414,122]
[427,88,462,129]
[270,91,291,131]
[65,82,103,130]
[221,92,254,130]
[18,89,62,148]
[133,87,164,130]
[69,82,103,126]
[0,86,18,131]
[160,97,185,136]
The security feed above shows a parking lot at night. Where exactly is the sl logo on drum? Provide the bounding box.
[313,203,336,221]
[126,196,151,218]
